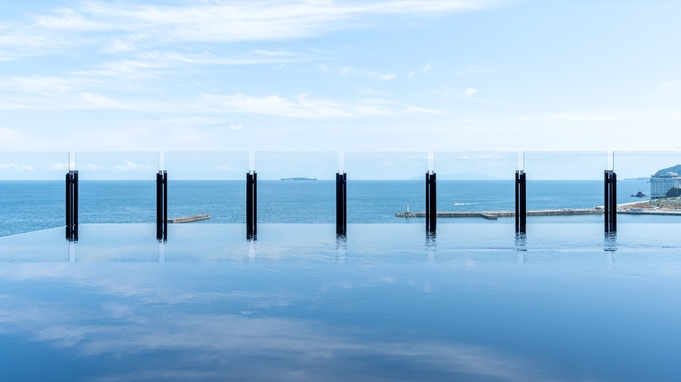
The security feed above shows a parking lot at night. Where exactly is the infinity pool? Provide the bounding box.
[1,224,680,381]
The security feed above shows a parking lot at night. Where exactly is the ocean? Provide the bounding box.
[0,179,659,237]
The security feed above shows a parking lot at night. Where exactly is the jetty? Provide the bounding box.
[168,214,211,223]
[396,209,602,220]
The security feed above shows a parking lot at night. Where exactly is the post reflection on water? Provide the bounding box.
[0,223,680,381]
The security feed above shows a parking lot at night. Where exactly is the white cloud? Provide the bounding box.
[201,93,350,119]
[0,163,35,171]
[422,62,432,74]
[0,75,91,95]
[403,105,445,115]
[85,50,319,78]
[434,88,479,98]
[464,87,478,97]
[323,65,398,80]
[113,161,155,172]
[0,127,22,139]
[26,1,501,43]
[660,81,681,90]
[45,163,70,171]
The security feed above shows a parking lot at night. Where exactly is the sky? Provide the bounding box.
[0,0,680,179]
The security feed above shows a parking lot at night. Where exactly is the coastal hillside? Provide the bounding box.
[655,164,681,175]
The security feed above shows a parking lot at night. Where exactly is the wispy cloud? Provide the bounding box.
[0,1,503,59]
[201,93,443,119]
[0,75,92,95]
[201,93,351,119]
[322,65,398,80]
[434,87,479,98]
[660,81,681,90]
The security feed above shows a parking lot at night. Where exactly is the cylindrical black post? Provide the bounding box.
[253,172,257,238]
[246,172,253,239]
[604,170,617,233]
[610,172,617,232]
[336,172,347,236]
[336,173,341,235]
[342,173,347,234]
[66,173,72,239]
[73,171,78,241]
[425,172,430,233]
[163,171,168,241]
[425,172,436,234]
[515,171,520,232]
[519,172,526,233]
[246,172,257,239]
[156,172,163,240]
[604,171,610,233]
[516,171,526,234]
[65,171,79,241]
[429,172,436,233]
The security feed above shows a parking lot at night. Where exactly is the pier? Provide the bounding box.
[168,214,211,224]
[396,207,681,219]
[396,208,602,219]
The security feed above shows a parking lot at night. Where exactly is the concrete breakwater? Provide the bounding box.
[396,208,681,219]
[396,209,601,220]
[168,214,211,223]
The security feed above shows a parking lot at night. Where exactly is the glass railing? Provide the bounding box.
[345,152,428,223]
[75,152,159,224]
[523,151,607,222]
[255,151,337,223]
[2,151,681,239]
[0,151,69,237]
[434,151,518,223]
[165,151,248,224]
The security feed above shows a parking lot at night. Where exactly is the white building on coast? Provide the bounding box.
[650,172,681,199]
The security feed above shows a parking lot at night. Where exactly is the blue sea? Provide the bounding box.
[0,179,660,237]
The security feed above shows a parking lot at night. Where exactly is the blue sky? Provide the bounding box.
[0,0,680,179]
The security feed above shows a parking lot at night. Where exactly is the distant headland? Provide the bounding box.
[280,177,317,181]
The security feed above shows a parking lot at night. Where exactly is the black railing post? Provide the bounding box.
[604,171,609,233]
[515,171,526,234]
[515,171,519,232]
[336,172,347,236]
[520,171,526,233]
[611,172,617,231]
[73,171,78,241]
[246,172,257,240]
[163,171,167,241]
[156,172,162,240]
[66,173,72,240]
[426,172,436,234]
[65,171,78,241]
[605,170,617,233]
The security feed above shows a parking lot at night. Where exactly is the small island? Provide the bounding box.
[280,177,317,181]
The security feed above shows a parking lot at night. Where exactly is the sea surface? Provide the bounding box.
[1,223,681,381]
[0,179,661,237]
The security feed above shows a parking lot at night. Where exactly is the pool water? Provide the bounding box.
[0,224,680,381]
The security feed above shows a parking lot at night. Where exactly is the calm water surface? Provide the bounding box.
[0,224,680,381]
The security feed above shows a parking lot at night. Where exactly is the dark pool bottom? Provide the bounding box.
[0,224,680,381]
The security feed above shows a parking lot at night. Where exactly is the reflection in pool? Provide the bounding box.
[0,224,680,381]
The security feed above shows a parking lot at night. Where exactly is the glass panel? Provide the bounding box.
[523,152,607,224]
[75,152,158,223]
[434,151,517,224]
[165,152,248,223]
[614,151,681,224]
[0,151,69,237]
[255,152,337,223]
[345,152,428,223]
